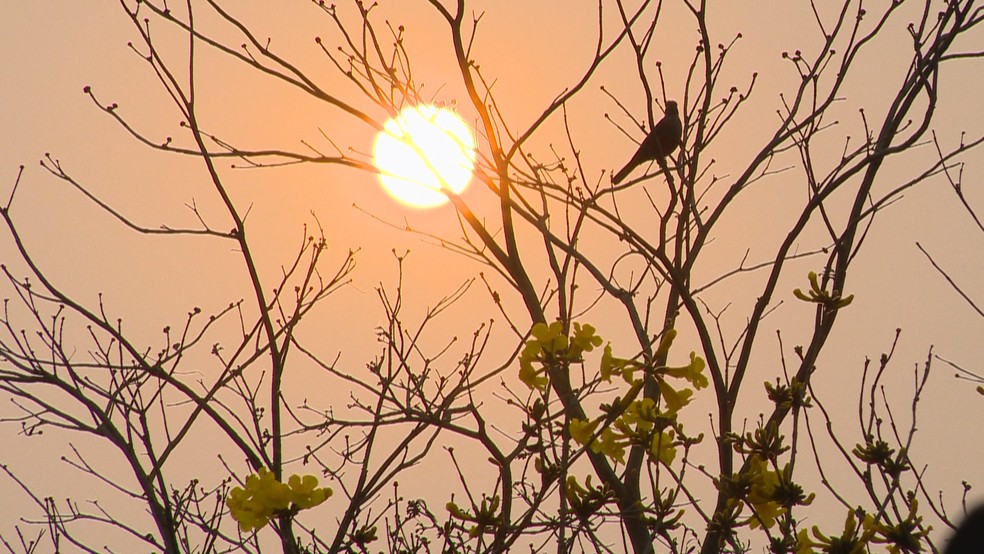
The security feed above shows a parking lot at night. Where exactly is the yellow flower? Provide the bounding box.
[447,496,500,538]
[518,357,548,392]
[569,418,600,446]
[570,418,627,464]
[795,527,822,554]
[446,501,470,520]
[227,486,270,532]
[746,457,784,530]
[663,352,708,390]
[620,398,657,433]
[518,321,576,393]
[655,329,677,358]
[600,344,618,381]
[794,271,854,309]
[564,475,588,501]
[287,474,332,509]
[590,428,626,464]
[600,344,641,384]
[569,322,603,357]
[862,498,929,554]
[748,498,784,530]
[227,468,290,532]
[796,509,872,554]
[564,475,613,519]
[352,524,378,545]
[650,430,677,465]
[226,468,332,533]
[658,380,694,414]
[531,321,568,354]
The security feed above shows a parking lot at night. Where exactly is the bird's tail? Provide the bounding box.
[612,162,634,185]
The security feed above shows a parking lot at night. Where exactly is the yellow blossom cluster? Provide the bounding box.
[570,398,679,465]
[519,321,603,393]
[446,495,501,537]
[716,455,814,531]
[226,468,332,532]
[744,457,794,529]
[564,475,614,519]
[601,330,708,413]
[565,328,707,466]
[796,509,873,554]
[794,271,854,309]
[795,499,928,554]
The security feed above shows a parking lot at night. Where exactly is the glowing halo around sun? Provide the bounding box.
[373,104,477,209]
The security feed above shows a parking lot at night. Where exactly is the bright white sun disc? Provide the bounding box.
[373,105,476,208]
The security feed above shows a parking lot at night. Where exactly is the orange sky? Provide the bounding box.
[1,1,983,549]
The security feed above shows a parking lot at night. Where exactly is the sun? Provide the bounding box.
[373,105,476,209]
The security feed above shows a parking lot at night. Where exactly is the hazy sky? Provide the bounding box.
[2,1,983,549]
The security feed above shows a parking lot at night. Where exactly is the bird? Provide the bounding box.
[612,100,682,185]
[945,503,984,554]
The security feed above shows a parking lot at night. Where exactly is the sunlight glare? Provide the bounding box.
[373,105,476,209]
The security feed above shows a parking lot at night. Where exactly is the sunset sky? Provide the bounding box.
[1,1,983,550]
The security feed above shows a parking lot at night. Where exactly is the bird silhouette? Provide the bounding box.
[612,100,682,184]
[945,503,984,554]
